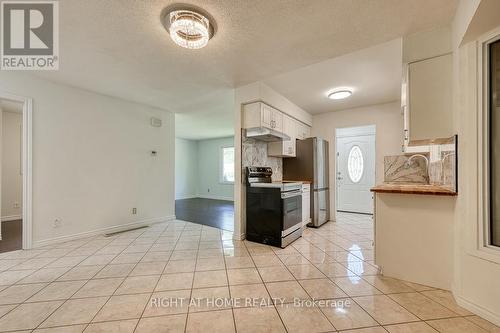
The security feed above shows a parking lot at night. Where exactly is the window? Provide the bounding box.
[489,39,500,247]
[347,145,364,183]
[220,146,235,184]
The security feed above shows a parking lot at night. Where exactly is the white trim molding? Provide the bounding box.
[234,232,245,241]
[0,91,33,250]
[336,125,376,138]
[174,194,198,200]
[196,194,234,202]
[1,215,22,222]
[33,215,176,248]
[471,27,500,264]
[455,294,500,326]
[219,145,235,185]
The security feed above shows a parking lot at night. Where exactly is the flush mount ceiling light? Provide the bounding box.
[162,7,215,49]
[327,89,353,100]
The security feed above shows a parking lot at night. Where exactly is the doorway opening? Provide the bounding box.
[0,94,32,253]
[335,125,376,216]
[174,110,235,232]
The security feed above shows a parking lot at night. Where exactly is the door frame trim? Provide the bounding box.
[335,125,376,216]
[0,91,33,249]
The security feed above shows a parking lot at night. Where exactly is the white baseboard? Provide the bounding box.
[33,215,176,248]
[454,293,500,326]
[1,215,22,222]
[175,195,198,200]
[197,194,234,202]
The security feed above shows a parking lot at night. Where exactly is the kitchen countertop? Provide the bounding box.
[250,181,303,189]
[283,180,312,184]
[371,183,457,196]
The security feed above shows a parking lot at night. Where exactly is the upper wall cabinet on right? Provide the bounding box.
[406,53,453,141]
[402,26,454,147]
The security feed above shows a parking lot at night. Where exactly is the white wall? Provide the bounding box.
[452,31,500,325]
[175,138,198,200]
[0,108,2,239]
[197,137,234,201]
[311,102,403,218]
[0,73,175,247]
[1,111,23,221]
[175,136,235,201]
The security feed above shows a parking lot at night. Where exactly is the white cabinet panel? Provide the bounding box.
[302,184,311,227]
[243,101,311,158]
[243,102,284,132]
[406,53,453,142]
[271,108,283,132]
[295,121,311,140]
[261,104,272,129]
[268,114,296,157]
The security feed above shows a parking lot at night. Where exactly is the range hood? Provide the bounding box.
[245,127,291,142]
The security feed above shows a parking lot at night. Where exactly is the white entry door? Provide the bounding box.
[336,126,375,214]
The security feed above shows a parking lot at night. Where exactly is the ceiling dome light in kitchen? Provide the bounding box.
[163,8,214,49]
[327,89,353,100]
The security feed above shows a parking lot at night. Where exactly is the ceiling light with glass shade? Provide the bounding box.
[327,88,353,100]
[162,7,215,49]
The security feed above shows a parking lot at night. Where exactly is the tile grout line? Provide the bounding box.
[0,234,118,329]
[181,222,201,333]
[0,215,497,332]
[31,230,144,331]
[55,225,158,332]
[246,241,290,333]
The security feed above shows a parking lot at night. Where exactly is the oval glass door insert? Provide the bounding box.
[347,145,364,183]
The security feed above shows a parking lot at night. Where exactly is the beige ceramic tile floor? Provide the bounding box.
[0,212,498,332]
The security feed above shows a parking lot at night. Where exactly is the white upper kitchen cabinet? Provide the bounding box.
[268,114,296,157]
[270,107,283,132]
[295,120,311,140]
[243,102,283,132]
[261,103,272,128]
[404,53,453,143]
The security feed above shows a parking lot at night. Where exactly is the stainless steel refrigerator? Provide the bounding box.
[283,137,330,227]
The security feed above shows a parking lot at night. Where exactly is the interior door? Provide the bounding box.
[336,133,375,214]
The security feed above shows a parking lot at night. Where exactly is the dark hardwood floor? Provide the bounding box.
[175,198,234,231]
[0,220,22,253]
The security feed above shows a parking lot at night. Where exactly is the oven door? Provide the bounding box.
[281,190,302,236]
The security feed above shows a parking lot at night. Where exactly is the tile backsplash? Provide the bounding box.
[384,135,457,191]
[384,155,429,184]
[241,130,282,182]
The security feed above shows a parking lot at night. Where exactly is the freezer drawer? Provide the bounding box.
[311,188,329,227]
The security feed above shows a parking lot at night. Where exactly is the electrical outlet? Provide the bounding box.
[53,219,61,228]
[132,208,137,215]
[13,202,20,209]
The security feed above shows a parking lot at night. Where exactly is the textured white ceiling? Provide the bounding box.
[33,0,457,111]
[264,38,403,114]
[29,0,457,138]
